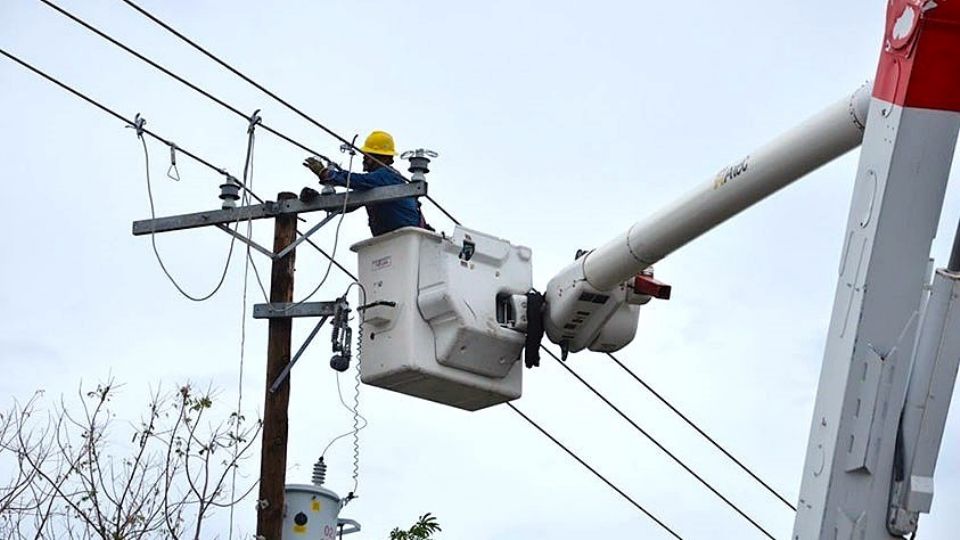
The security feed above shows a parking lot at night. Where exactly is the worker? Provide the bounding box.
[301,130,429,236]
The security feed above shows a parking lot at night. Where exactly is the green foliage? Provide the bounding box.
[389,513,441,540]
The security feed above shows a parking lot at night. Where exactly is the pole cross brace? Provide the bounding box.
[269,315,329,394]
[254,301,341,393]
[215,211,339,261]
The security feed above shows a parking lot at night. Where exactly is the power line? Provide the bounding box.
[10,10,781,533]
[116,0,459,227]
[542,346,778,539]
[605,352,797,511]
[0,46,350,294]
[506,403,683,539]
[76,12,799,517]
[0,48,253,197]
[137,131,239,301]
[42,0,459,227]
[38,0,317,158]
[33,0,389,282]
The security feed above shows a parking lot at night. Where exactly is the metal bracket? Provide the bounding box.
[215,223,276,259]
[274,212,338,260]
[215,211,339,261]
[269,315,329,394]
[337,518,361,536]
[254,300,341,393]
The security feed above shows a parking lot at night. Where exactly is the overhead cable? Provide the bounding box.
[137,130,239,301]
[229,107,264,540]
[116,0,460,227]
[0,46,352,302]
[605,352,796,511]
[5,18,780,533]
[0,48,257,198]
[44,0,459,226]
[38,0,322,159]
[543,347,778,539]
[506,403,683,540]
[103,10,797,515]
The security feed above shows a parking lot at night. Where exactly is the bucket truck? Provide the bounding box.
[351,0,960,537]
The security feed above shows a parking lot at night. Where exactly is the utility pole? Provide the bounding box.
[256,192,298,539]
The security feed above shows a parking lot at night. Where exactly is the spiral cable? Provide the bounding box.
[349,310,364,495]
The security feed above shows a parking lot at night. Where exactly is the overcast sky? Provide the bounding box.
[3,0,960,538]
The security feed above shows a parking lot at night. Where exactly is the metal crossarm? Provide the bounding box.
[253,302,338,319]
[132,181,427,235]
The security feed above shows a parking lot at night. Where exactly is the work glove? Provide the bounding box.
[302,156,329,180]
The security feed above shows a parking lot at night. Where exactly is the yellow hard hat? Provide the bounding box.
[359,130,398,156]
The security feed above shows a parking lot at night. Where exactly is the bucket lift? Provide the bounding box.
[352,225,532,411]
[349,2,960,535]
[355,83,872,411]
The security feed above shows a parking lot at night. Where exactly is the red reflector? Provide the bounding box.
[634,274,671,300]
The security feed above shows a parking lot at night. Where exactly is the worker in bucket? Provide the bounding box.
[301,130,430,236]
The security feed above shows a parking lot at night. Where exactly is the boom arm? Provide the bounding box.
[545,83,871,354]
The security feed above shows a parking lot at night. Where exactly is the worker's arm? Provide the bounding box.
[302,157,402,191]
[323,168,401,191]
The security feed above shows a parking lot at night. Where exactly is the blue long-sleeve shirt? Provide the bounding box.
[324,167,422,236]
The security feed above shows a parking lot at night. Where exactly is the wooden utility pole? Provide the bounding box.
[256,191,298,539]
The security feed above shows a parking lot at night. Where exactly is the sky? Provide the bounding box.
[2,0,960,538]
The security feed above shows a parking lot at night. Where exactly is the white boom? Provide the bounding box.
[544,83,872,354]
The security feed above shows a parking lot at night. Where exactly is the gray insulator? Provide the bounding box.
[402,149,438,182]
[219,180,241,209]
[312,457,327,486]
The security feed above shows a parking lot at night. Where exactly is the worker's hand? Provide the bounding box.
[303,156,328,179]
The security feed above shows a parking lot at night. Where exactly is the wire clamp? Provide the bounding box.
[126,112,147,139]
[339,133,359,156]
[247,108,262,134]
[166,143,181,181]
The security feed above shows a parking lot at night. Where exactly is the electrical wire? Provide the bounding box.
[543,347,777,539]
[0,45,368,495]
[0,48,260,204]
[138,131,239,301]
[70,4,781,519]
[35,0,406,296]
[319,281,369,501]
[343,280,368,496]
[0,46,348,296]
[42,0,458,227]
[605,351,797,512]
[38,0,319,168]
[114,0,461,227]
[5,23,784,534]
[319,371,368,466]
[229,111,261,540]
[506,403,683,539]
